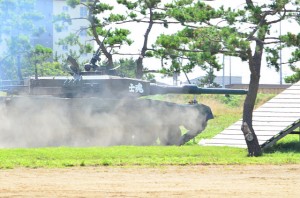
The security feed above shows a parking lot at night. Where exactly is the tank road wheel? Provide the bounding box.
[120,125,158,146]
[159,126,181,145]
[132,129,158,146]
[177,121,208,146]
[120,130,135,145]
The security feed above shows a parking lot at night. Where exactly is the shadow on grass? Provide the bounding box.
[264,141,300,153]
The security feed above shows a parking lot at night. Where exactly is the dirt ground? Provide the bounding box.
[0,165,300,198]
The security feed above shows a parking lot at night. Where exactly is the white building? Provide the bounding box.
[52,0,93,62]
[1,0,93,62]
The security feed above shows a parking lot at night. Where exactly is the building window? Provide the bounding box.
[62,25,68,32]
[62,45,68,51]
[80,7,88,17]
[79,27,87,37]
[63,6,68,12]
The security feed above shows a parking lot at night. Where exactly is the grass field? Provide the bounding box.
[1,142,300,169]
[1,93,300,169]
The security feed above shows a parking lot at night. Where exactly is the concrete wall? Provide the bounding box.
[226,84,292,94]
[184,76,242,86]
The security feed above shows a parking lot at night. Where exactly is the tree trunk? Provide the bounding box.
[34,62,38,80]
[135,7,154,79]
[242,46,263,157]
[242,74,262,156]
[16,55,23,84]
[136,58,143,79]
[89,2,114,71]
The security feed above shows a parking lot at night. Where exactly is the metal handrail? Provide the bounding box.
[0,80,25,91]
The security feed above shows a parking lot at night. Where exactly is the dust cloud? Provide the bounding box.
[0,96,212,148]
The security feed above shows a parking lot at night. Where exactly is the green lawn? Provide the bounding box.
[1,144,300,169]
[1,93,300,169]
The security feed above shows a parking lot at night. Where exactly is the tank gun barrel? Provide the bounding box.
[149,84,248,95]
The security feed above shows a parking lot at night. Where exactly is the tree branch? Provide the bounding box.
[113,19,180,25]
[266,7,287,25]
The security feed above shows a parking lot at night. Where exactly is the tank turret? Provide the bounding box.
[2,75,247,97]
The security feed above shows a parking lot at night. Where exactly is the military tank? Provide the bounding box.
[0,43,247,148]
